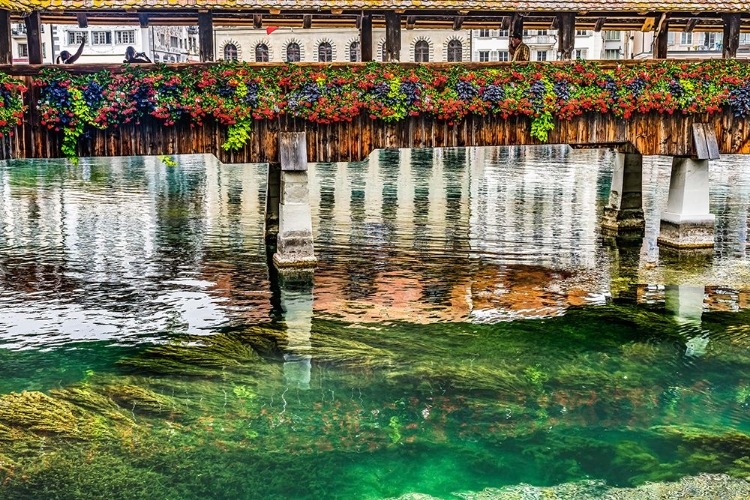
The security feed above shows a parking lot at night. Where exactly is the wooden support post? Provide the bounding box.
[500,16,510,31]
[653,15,669,59]
[510,13,523,35]
[303,14,312,29]
[198,12,214,62]
[406,16,416,30]
[557,12,576,60]
[684,18,698,33]
[76,13,88,28]
[594,17,606,32]
[0,10,11,65]
[453,15,465,31]
[24,11,43,64]
[360,11,373,61]
[385,11,401,62]
[722,14,740,59]
[138,13,149,29]
[253,14,262,29]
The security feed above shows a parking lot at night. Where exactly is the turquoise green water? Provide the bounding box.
[1,148,750,499]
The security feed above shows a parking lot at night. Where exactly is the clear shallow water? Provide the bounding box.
[0,148,750,499]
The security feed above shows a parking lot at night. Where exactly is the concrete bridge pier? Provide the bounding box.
[278,272,314,390]
[665,285,709,357]
[602,151,644,236]
[270,132,317,270]
[658,157,714,249]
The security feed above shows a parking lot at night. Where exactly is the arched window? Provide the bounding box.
[447,40,462,62]
[153,54,160,62]
[255,43,269,62]
[286,42,300,62]
[349,41,360,62]
[318,42,332,62]
[224,43,238,61]
[414,40,429,62]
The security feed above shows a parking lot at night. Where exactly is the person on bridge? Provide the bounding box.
[124,46,152,64]
[510,32,530,62]
[56,34,86,64]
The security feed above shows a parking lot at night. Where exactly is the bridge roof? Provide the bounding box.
[7,0,750,12]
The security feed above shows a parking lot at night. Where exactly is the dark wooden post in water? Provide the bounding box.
[24,11,43,64]
[653,15,669,59]
[0,10,11,65]
[557,13,576,61]
[198,12,214,62]
[272,132,317,270]
[385,11,401,62]
[360,12,373,62]
[722,14,741,59]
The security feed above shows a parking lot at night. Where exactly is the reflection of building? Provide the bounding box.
[215,27,470,62]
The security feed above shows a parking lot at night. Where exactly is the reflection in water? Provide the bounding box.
[1,147,750,499]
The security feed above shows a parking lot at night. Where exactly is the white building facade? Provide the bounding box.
[471,28,613,61]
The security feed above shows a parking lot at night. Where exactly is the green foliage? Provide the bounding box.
[388,416,401,444]
[222,120,253,152]
[159,155,177,167]
[531,111,555,142]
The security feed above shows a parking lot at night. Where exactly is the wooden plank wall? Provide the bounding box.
[2,70,750,163]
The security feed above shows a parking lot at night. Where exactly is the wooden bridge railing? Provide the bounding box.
[1,61,750,163]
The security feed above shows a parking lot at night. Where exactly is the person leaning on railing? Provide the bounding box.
[124,46,152,64]
[56,34,86,64]
[510,32,530,62]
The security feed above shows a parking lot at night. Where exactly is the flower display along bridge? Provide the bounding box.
[1,59,750,263]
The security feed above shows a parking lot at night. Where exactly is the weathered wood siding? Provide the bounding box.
[2,63,750,163]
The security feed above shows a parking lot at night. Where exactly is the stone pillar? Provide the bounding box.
[602,152,644,235]
[265,162,281,242]
[279,273,314,390]
[273,132,317,269]
[658,157,714,249]
[665,285,709,357]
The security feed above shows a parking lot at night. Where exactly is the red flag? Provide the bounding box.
[266,26,279,35]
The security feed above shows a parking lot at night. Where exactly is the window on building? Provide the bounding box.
[349,41,360,62]
[18,43,28,58]
[575,49,587,59]
[538,30,548,36]
[115,31,135,45]
[180,39,184,48]
[702,32,722,49]
[523,29,530,37]
[498,29,509,37]
[479,50,490,62]
[536,50,548,61]
[154,54,160,62]
[414,40,429,62]
[740,33,750,45]
[447,40,462,62]
[286,42,301,62]
[170,55,176,62]
[67,31,85,45]
[680,32,693,45]
[605,48,620,59]
[498,51,509,61]
[576,30,589,36]
[604,31,621,41]
[318,42,332,62]
[381,43,387,61]
[159,34,165,46]
[479,29,491,38]
[170,36,178,48]
[255,43,269,62]
[91,31,112,45]
[224,43,238,61]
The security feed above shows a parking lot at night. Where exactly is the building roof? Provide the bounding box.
[7,0,750,12]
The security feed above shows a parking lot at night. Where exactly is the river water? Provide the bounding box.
[0,146,749,499]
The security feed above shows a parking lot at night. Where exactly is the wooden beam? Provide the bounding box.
[723,14,740,59]
[510,13,523,35]
[557,12,576,61]
[24,11,43,65]
[550,17,558,30]
[0,10,11,65]
[653,14,669,59]
[303,14,312,29]
[76,12,88,28]
[138,13,149,29]
[594,17,606,32]
[360,11,372,62]
[640,17,655,32]
[269,9,281,15]
[453,15,465,31]
[385,11,401,62]
[198,12,214,62]
[253,14,262,29]
[684,18,698,33]
[406,15,416,30]
[500,16,510,31]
